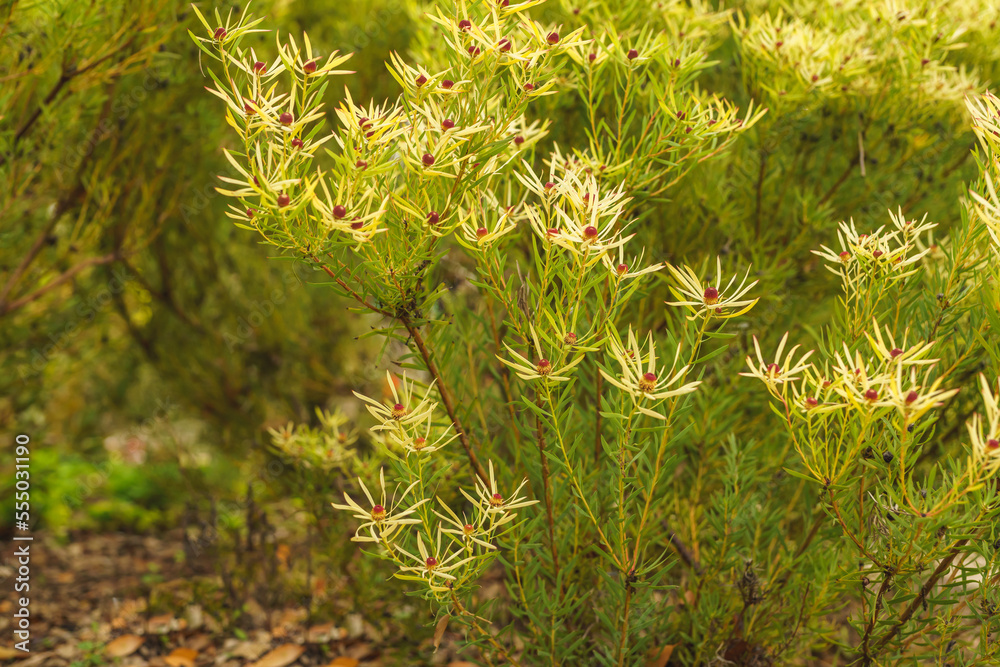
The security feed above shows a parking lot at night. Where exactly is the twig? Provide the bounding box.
[402,318,488,485]
[873,538,970,652]
[535,395,560,577]
[661,519,704,576]
[860,569,892,662]
[0,251,119,316]
[450,591,522,667]
[818,152,859,206]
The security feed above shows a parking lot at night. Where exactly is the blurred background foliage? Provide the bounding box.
[0,0,994,657]
[0,0,418,539]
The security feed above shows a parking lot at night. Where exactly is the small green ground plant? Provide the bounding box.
[194,0,1000,664]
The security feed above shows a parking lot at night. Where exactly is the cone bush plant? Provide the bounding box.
[194,0,1000,663]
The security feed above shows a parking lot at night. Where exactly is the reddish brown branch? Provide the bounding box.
[0,252,119,316]
[661,519,704,576]
[873,538,969,652]
[402,318,488,485]
[536,395,560,577]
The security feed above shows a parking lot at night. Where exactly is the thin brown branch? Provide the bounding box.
[535,395,560,577]
[873,538,970,652]
[449,592,522,667]
[0,251,119,316]
[402,318,488,485]
[661,519,704,576]
[312,256,390,316]
[818,152,859,206]
[860,570,893,662]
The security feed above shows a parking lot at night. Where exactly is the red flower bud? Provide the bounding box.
[277,193,290,207]
[333,205,347,219]
[905,390,919,404]
[513,135,525,145]
[442,118,455,130]
[703,286,719,304]
[583,225,598,239]
[280,112,294,125]
[303,60,317,73]
[427,211,440,224]
[547,32,559,44]
[355,159,368,170]
[422,153,436,166]
[458,19,472,31]
[627,48,638,60]
[865,388,879,401]
[253,61,266,73]
[213,27,227,40]
[442,79,454,88]
[291,138,303,149]
[415,74,427,86]
[890,348,903,358]
[588,52,597,62]
[476,227,489,239]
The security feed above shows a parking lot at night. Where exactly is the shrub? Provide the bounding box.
[194,0,1000,663]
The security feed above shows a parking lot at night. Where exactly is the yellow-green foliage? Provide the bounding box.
[189,0,1000,663]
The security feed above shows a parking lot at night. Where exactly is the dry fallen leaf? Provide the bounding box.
[105,635,144,658]
[0,646,27,660]
[647,644,676,667]
[250,643,305,667]
[306,622,337,643]
[276,543,291,568]
[164,647,199,667]
[326,659,359,667]
[148,614,180,634]
[432,614,450,651]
